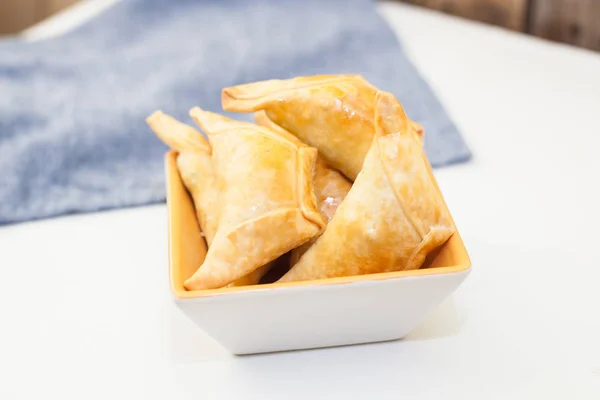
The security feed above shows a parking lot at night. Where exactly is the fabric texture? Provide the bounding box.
[0,0,471,225]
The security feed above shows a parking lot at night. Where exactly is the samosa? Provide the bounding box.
[222,74,424,181]
[147,111,273,288]
[183,107,325,290]
[279,92,455,283]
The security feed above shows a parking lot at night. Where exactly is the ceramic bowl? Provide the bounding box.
[165,150,471,355]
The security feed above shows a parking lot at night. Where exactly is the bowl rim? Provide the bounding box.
[165,151,472,300]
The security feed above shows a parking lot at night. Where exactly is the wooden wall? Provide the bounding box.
[400,0,600,52]
[0,0,80,35]
[1,0,600,52]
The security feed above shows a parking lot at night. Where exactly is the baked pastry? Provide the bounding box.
[279,91,455,283]
[183,107,326,290]
[253,111,352,222]
[222,74,424,181]
[146,111,218,244]
[253,111,352,264]
[147,111,275,287]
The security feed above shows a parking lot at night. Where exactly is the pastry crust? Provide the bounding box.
[222,74,424,181]
[146,111,218,244]
[279,92,455,283]
[183,107,326,290]
[147,111,275,287]
[253,111,352,265]
[253,111,352,222]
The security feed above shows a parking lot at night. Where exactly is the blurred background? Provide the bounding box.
[2,0,599,52]
[1,0,80,34]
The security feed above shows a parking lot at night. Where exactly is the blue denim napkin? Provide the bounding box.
[0,0,470,225]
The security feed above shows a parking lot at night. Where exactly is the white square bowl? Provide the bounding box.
[165,151,471,355]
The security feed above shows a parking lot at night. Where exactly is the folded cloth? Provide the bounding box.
[0,0,471,225]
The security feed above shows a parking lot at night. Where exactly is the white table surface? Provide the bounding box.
[2,1,600,398]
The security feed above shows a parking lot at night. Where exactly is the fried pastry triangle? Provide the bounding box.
[148,111,277,287]
[183,108,325,290]
[222,74,424,181]
[253,111,352,264]
[279,92,454,282]
[147,111,218,244]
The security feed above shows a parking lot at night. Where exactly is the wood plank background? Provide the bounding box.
[1,0,599,52]
[401,0,529,30]
[529,0,600,51]
[400,0,600,52]
[0,0,79,35]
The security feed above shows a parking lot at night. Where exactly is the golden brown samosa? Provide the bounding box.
[146,111,219,244]
[278,92,455,283]
[184,107,326,290]
[253,111,352,264]
[147,111,274,288]
[222,74,424,181]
